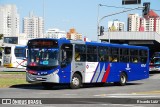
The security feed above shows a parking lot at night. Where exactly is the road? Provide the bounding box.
[0,69,160,107]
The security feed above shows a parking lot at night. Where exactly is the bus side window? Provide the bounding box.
[120,48,129,62]
[87,45,97,62]
[110,47,119,62]
[139,50,148,64]
[75,45,86,62]
[98,46,109,62]
[130,49,139,63]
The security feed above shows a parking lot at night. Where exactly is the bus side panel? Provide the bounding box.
[106,63,149,83]
[106,63,127,83]
[89,62,121,83]
[84,62,99,83]
[127,63,149,81]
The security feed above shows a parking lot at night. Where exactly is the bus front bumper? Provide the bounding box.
[3,63,13,68]
[26,72,60,83]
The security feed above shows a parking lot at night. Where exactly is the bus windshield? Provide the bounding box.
[151,57,160,65]
[28,48,59,67]
[15,48,26,58]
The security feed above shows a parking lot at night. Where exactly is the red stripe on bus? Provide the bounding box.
[102,64,110,82]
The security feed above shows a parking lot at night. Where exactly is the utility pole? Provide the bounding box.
[97,6,144,42]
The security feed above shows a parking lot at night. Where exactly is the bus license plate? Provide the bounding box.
[36,77,43,80]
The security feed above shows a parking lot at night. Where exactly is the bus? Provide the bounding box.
[149,56,160,72]
[149,52,160,72]
[3,45,27,68]
[26,38,149,89]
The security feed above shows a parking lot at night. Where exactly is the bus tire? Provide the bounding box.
[115,72,127,86]
[42,82,53,89]
[119,72,127,86]
[70,73,82,89]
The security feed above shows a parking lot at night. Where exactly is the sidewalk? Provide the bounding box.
[0,67,26,72]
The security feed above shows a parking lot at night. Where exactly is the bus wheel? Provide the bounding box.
[42,82,53,89]
[115,72,127,86]
[119,72,127,86]
[70,73,82,89]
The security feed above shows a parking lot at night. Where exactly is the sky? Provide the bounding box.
[0,0,160,41]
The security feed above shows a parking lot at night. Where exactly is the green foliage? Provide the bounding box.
[0,34,3,52]
[0,34,3,40]
[0,72,28,88]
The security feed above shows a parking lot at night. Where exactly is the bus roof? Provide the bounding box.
[28,38,149,50]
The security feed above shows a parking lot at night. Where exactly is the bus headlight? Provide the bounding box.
[53,69,59,75]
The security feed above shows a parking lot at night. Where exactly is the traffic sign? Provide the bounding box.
[122,0,141,5]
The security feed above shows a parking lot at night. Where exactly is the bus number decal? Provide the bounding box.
[141,64,146,67]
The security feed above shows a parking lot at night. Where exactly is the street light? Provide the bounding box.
[97,5,144,42]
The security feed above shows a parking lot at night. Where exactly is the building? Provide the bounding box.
[108,20,125,31]
[23,12,44,38]
[128,14,140,31]
[98,10,160,57]
[143,10,160,34]
[0,4,19,37]
[66,28,82,40]
[45,28,66,39]
[128,10,160,34]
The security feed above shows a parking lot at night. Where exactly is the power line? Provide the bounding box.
[99,4,160,11]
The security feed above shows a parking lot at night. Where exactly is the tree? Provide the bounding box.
[0,34,3,51]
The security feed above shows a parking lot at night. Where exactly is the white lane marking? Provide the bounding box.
[101,104,144,107]
[64,94,78,96]
[94,94,160,98]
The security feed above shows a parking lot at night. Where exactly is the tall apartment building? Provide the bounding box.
[108,20,125,31]
[128,10,160,34]
[142,10,160,34]
[0,4,19,36]
[45,28,66,38]
[128,14,140,31]
[23,12,44,38]
[66,28,82,40]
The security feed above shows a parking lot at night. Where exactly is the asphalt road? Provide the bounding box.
[0,69,160,107]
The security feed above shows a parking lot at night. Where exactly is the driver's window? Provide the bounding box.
[61,44,73,66]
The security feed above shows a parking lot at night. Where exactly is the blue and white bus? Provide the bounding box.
[26,38,149,89]
[3,45,27,68]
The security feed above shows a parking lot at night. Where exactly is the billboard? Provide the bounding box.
[3,37,18,44]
